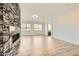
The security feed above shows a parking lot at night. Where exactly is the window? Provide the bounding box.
[22,23,26,28]
[26,24,31,31]
[34,24,42,31]
[48,24,52,31]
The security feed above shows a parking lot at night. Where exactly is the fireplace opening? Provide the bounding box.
[12,33,20,43]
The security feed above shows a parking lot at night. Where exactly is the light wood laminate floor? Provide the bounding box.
[17,36,79,56]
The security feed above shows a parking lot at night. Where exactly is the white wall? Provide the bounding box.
[20,3,79,45]
[53,8,79,45]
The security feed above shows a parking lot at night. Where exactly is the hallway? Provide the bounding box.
[17,36,79,56]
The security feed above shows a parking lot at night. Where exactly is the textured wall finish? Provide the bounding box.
[0,3,20,56]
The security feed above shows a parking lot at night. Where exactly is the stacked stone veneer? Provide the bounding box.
[0,3,20,56]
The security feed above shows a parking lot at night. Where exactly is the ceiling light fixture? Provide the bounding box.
[32,14,39,20]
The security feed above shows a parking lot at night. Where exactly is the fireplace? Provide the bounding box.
[0,3,20,56]
[12,33,20,43]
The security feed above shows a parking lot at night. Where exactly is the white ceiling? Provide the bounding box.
[19,3,79,23]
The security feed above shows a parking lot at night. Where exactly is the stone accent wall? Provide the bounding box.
[0,3,20,56]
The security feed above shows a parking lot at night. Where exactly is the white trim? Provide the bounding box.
[53,35,79,45]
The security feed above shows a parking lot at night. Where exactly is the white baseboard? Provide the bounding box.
[53,35,79,45]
